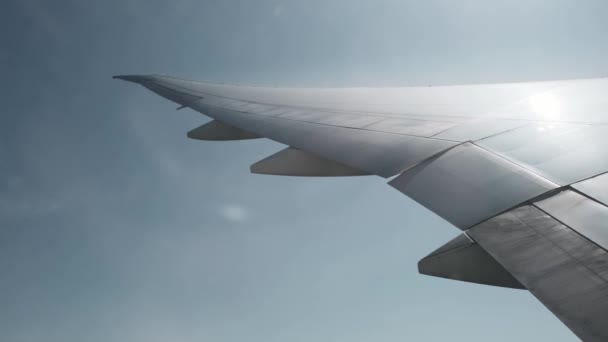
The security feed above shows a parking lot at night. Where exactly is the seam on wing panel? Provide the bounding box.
[529,204,608,277]
[532,187,608,254]
[472,142,559,187]
[427,124,465,138]
[467,206,608,305]
[518,204,608,305]
[384,142,466,181]
[196,102,461,178]
[463,188,563,232]
[158,75,608,125]
[168,85,472,123]
[155,74,608,89]
[569,185,608,208]
[572,170,608,189]
[196,100,462,143]
[467,122,531,142]
[387,142,560,230]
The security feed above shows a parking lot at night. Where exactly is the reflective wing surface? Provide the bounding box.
[115,74,608,341]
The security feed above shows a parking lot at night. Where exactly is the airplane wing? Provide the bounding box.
[114,74,608,341]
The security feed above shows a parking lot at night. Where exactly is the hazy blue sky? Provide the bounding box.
[2,1,608,341]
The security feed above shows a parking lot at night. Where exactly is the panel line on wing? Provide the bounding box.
[534,189,608,253]
[155,80,473,124]
[389,142,557,229]
[468,205,608,341]
[195,98,462,142]
[193,101,459,177]
[471,142,559,187]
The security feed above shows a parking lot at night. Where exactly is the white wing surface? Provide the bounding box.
[115,74,608,341]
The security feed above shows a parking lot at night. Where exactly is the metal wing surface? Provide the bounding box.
[115,74,608,341]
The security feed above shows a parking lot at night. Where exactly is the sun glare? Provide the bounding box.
[529,92,562,121]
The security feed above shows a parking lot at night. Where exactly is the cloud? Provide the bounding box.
[16,0,65,43]
[219,204,249,223]
[0,194,62,218]
[0,175,63,218]
[272,4,284,17]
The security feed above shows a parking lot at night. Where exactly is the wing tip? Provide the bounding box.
[112,74,149,84]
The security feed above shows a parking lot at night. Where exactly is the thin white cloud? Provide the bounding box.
[0,191,63,218]
[17,0,64,43]
[272,4,284,17]
[219,204,249,223]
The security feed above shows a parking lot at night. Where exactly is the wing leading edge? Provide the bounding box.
[115,74,608,341]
